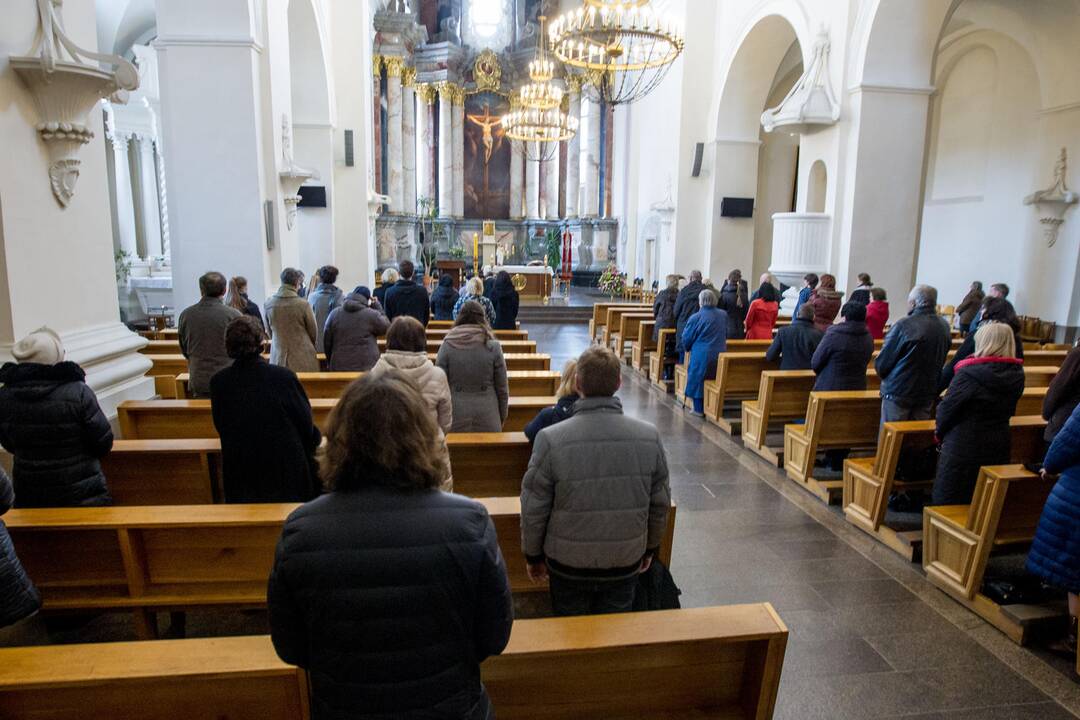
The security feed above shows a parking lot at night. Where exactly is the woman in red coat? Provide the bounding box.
[864,287,889,340]
[744,282,780,340]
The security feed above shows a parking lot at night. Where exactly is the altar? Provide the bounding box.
[496,265,552,299]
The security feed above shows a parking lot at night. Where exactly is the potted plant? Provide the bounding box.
[115,248,132,286]
[544,228,562,273]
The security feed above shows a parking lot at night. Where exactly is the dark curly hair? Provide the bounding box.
[225,315,265,359]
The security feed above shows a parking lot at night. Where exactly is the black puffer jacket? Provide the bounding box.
[936,357,1026,461]
[718,282,749,339]
[0,362,113,507]
[874,306,951,405]
[938,326,1024,393]
[652,288,677,340]
[490,281,520,331]
[811,321,874,391]
[430,276,458,321]
[673,280,705,350]
[0,468,42,628]
[384,279,430,326]
[268,486,513,720]
[524,395,576,442]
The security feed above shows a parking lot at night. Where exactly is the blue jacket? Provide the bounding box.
[524,395,576,443]
[1026,403,1080,593]
[792,286,813,319]
[681,307,728,400]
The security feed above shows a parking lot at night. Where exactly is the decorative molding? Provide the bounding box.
[473,49,502,93]
[1024,147,1077,248]
[416,82,437,105]
[383,56,405,78]
[371,54,384,78]
[401,65,417,87]
[152,35,263,52]
[847,82,935,96]
[761,29,840,135]
[10,0,139,207]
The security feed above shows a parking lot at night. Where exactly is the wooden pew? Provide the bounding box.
[3,500,677,637]
[588,303,648,340]
[1022,366,1058,388]
[429,320,520,330]
[100,434,533,504]
[842,417,1046,561]
[923,465,1062,645]
[141,338,538,356]
[600,306,651,349]
[118,397,555,438]
[649,329,676,393]
[783,391,882,504]
[741,370,882,466]
[0,603,786,720]
[174,370,562,400]
[704,354,780,433]
[630,320,656,374]
[608,312,653,360]
[1022,350,1068,368]
[1015,386,1047,417]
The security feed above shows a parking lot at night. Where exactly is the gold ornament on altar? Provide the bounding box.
[550,0,684,105]
[473,49,502,93]
[512,274,528,292]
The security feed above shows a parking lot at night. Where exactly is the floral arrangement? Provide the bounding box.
[449,245,466,259]
[597,264,626,297]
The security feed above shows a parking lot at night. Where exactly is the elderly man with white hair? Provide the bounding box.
[0,328,114,507]
[874,284,951,426]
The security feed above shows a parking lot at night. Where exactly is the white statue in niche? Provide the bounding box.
[1024,147,1078,247]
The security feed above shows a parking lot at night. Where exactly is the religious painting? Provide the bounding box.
[464,91,511,219]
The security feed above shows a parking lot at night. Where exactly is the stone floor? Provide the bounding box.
[526,322,1080,720]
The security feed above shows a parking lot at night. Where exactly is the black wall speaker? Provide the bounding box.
[691,142,704,177]
[298,186,327,208]
[720,197,754,218]
[344,129,354,167]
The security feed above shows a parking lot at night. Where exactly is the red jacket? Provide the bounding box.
[865,300,889,339]
[744,299,779,340]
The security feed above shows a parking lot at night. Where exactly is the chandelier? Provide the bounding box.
[550,0,684,106]
[502,15,578,162]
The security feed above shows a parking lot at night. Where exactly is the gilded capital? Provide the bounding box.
[402,66,417,87]
[371,54,383,78]
[383,56,405,78]
[565,74,584,94]
[451,85,466,106]
[416,83,437,105]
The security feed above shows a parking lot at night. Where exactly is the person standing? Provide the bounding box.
[225,276,265,331]
[265,268,320,373]
[809,274,844,332]
[430,274,458,321]
[437,301,509,432]
[368,317,453,490]
[520,346,671,616]
[453,277,497,326]
[812,302,875,392]
[968,282,1009,334]
[1043,342,1080,444]
[955,281,985,335]
[652,275,679,341]
[384,260,431,327]
[679,291,728,418]
[211,316,322,503]
[373,268,398,307]
[524,360,579,443]
[322,287,390,372]
[0,329,113,507]
[718,270,749,340]
[849,273,874,305]
[308,265,344,353]
[865,287,889,340]
[934,323,1025,504]
[792,273,819,320]
[875,285,951,425]
[744,282,780,340]
[938,296,1024,393]
[268,374,513,720]
[766,304,823,370]
[673,270,705,356]
[490,271,520,330]
[177,272,241,398]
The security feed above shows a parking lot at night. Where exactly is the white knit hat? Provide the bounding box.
[11,327,65,365]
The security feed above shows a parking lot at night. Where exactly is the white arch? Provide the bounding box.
[848,0,961,90]
[807,160,827,213]
[287,0,335,126]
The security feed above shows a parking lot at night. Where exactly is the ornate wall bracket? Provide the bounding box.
[10,0,139,207]
[278,115,318,230]
[761,29,840,135]
[1024,148,1077,247]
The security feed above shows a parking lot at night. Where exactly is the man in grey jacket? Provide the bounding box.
[177,272,241,397]
[520,345,671,616]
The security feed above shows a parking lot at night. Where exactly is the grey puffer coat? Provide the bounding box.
[323,296,390,372]
[435,332,508,433]
[0,468,42,628]
[520,396,671,576]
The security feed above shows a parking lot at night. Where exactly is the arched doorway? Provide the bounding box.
[807,160,827,213]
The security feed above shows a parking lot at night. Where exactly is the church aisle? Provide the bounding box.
[523,321,1080,720]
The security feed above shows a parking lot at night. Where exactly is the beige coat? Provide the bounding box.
[264,286,319,372]
[368,351,454,491]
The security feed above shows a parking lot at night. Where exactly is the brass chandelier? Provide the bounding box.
[550,0,684,106]
[502,15,577,162]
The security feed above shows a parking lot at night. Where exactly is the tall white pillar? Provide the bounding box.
[136,137,164,258]
[110,136,140,260]
[401,67,417,215]
[451,87,464,217]
[526,144,541,219]
[437,83,454,217]
[415,83,434,204]
[509,140,524,219]
[385,57,404,213]
[565,80,581,218]
[544,147,560,219]
[582,91,601,217]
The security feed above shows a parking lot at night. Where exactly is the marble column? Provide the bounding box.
[525,143,541,219]
[402,67,417,215]
[582,89,601,217]
[136,137,164,258]
[372,55,383,195]
[544,146,560,219]
[416,83,435,203]
[509,141,524,219]
[565,79,581,218]
[385,57,404,213]
[437,83,454,218]
[451,86,465,217]
[110,135,140,260]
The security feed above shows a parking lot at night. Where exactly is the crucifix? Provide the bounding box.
[466,101,504,216]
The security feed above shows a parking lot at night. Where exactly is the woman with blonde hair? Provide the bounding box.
[267,373,513,719]
[524,360,579,442]
[224,276,264,330]
[934,322,1025,504]
[452,276,497,326]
